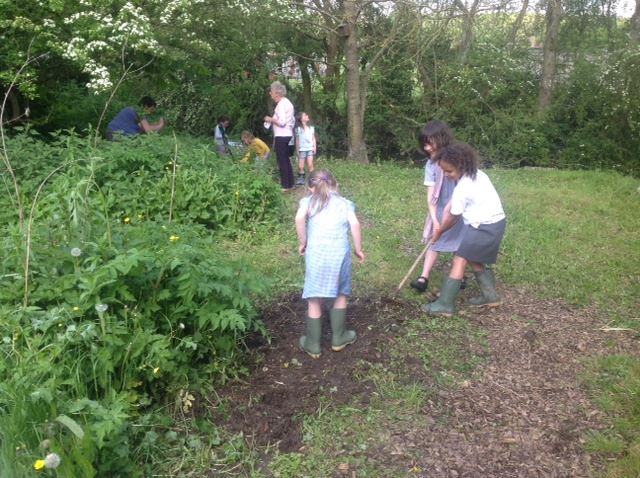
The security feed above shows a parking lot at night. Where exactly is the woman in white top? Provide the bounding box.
[264,81,296,191]
[422,143,506,316]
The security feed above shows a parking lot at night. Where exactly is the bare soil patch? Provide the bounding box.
[212,287,639,477]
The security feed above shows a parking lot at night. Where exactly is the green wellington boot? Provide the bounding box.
[299,316,322,358]
[420,278,462,317]
[468,269,502,307]
[329,308,356,351]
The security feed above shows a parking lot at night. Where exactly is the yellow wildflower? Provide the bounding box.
[169,235,179,242]
[153,367,160,374]
[72,306,80,311]
[34,459,45,471]
[123,217,130,224]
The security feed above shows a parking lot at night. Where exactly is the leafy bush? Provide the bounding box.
[0,131,280,475]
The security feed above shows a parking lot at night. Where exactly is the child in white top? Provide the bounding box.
[423,143,506,316]
[295,112,317,185]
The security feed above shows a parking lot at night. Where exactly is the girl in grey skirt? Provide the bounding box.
[422,143,506,317]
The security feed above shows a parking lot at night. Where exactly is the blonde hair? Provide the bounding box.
[307,169,337,214]
[241,130,255,142]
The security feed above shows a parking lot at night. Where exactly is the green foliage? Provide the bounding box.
[0,132,281,475]
[583,354,640,478]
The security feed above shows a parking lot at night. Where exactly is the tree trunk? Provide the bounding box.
[299,57,313,116]
[631,0,640,45]
[343,0,368,163]
[507,0,530,49]
[455,0,480,63]
[538,0,562,113]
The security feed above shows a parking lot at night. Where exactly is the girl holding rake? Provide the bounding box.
[410,120,465,293]
[422,143,506,316]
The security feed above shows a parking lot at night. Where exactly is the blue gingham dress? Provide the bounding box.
[300,193,354,299]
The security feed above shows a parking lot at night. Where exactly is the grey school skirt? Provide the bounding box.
[456,218,506,264]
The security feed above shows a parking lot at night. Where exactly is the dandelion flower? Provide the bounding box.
[169,235,179,242]
[33,459,45,471]
[70,247,82,257]
[44,453,61,469]
[123,217,131,223]
[95,303,108,313]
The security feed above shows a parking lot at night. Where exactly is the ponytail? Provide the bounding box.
[307,170,337,215]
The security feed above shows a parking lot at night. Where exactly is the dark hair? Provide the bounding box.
[218,115,229,124]
[418,120,454,158]
[437,143,478,180]
[307,169,337,214]
[295,111,311,129]
[139,96,156,108]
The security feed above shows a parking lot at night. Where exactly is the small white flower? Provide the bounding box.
[178,323,185,329]
[44,453,61,469]
[70,247,82,257]
[95,304,108,313]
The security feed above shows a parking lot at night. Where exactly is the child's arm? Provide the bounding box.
[347,210,365,263]
[432,201,460,243]
[426,185,439,229]
[240,145,251,163]
[295,207,308,255]
[312,130,317,154]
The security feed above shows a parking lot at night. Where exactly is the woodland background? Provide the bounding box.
[2,0,639,174]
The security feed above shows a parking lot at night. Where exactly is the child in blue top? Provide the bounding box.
[294,112,317,185]
[423,143,506,316]
[295,170,365,358]
[410,120,465,293]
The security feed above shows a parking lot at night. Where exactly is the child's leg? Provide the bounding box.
[306,154,314,173]
[300,298,323,358]
[307,297,322,319]
[411,249,439,292]
[449,255,468,279]
[298,156,305,175]
[330,295,355,351]
[333,294,347,309]
[422,255,464,316]
[468,262,501,307]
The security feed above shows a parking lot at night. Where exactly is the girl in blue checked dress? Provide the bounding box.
[295,170,365,358]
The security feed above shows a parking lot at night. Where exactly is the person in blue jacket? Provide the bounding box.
[106,96,165,140]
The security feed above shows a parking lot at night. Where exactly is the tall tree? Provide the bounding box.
[538,0,563,112]
[631,0,640,45]
[507,0,530,49]
[454,0,482,63]
[343,0,368,162]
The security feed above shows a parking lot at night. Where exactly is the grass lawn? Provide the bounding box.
[220,158,640,477]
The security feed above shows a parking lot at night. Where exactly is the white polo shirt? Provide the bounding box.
[450,169,505,227]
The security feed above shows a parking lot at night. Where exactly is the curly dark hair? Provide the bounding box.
[437,143,478,180]
[418,120,454,157]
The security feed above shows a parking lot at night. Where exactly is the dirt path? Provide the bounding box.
[213,288,638,477]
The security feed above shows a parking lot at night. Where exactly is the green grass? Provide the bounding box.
[222,158,640,477]
[583,354,640,478]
